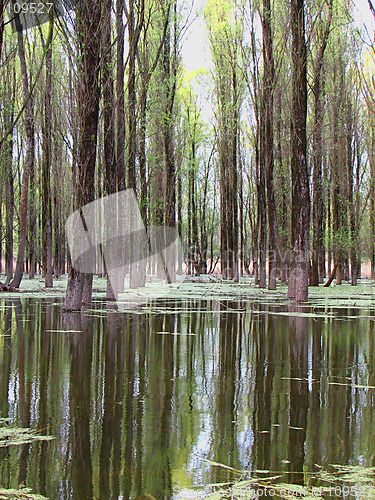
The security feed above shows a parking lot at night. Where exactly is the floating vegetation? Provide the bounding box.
[0,422,53,498]
[328,382,375,390]
[156,331,196,336]
[46,329,82,333]
[175,461,375,500]
[0,420,54,448]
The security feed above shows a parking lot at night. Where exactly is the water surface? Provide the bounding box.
[0,297,374,499]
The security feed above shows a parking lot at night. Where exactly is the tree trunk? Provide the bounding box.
[311,0,332,286]
[231,66,239,283]
[82,274,93,305]
[10,15,36,289]
[116,0,126,191]
[252,18,266,288]
[3,78,15,285]
[42,22,54,287]
[288,0,309,302]
[332,67,343,286]
[0,0,4,62]
[347,99,357,286]
[162,0,177,283]
[101,0,117,300]
[28,128,36,279]
[128,0,144,289]
[258,108,267,288]
[261,0,277,290]
[63,0,101,311]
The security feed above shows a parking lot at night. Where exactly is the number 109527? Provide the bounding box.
[11,2,53,15]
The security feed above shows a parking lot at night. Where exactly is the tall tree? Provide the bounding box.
[10,14,40,288]
[288,0,309,302]
[116,0,126,191]
[101,0,118,301]
[261,0,277,289]
[310,0,332,286]
[0,0,4,62]
[2,51,16,285]
[163,0,177,233]
[63,0,101,311]
[206,0,242,282]
[127,0,144,289]
[41,21,54,288]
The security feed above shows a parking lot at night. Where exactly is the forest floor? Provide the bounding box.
[0,273,374,315]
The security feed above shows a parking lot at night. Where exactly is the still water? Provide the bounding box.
[0,297,375,499]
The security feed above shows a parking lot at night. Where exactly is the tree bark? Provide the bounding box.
[63,0,101,311]
[261,0,277,290]
[348,102,358,285]
[128,0,144,289]
[116,0,126,191]
[10,14,36,289]
[288,0,309,302]
[42,22,54,287]
[28,127,36,279]
[162,0,177,283]
[3,71,15,285]
[101,0,117,300]
[311,0,332,286]
[0,0,4,63]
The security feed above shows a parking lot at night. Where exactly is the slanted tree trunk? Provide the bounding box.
[0,0,4,62]
[10,14,37,289]
[288,0,309,302]
[3,71,15,285]
[4,140,14,284]
[63,0,101,311]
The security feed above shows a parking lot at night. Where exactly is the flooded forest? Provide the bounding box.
[1,0,375,498]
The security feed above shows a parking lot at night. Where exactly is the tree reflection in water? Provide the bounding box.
[0,298,374,498]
